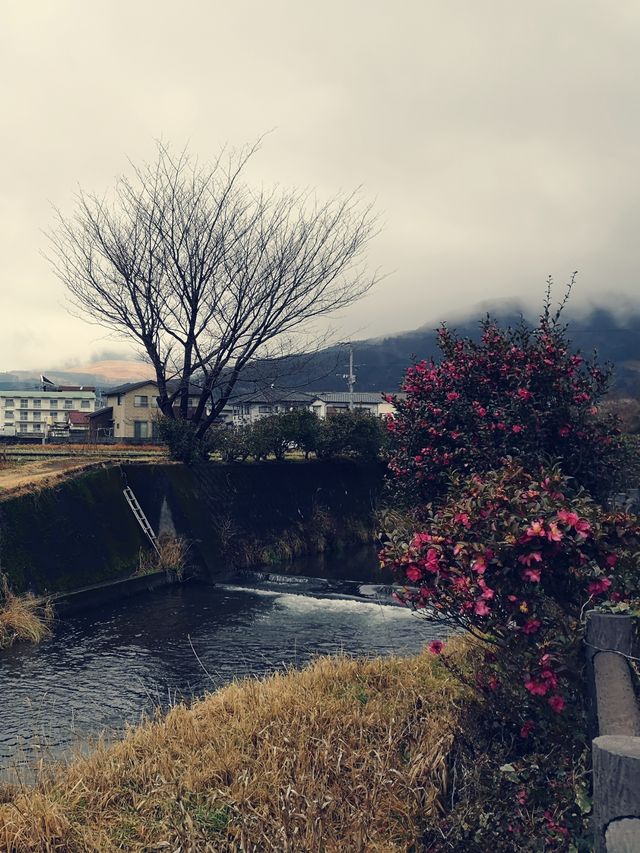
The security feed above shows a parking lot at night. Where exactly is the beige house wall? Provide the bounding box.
[108,383,159,440]
[107,383,201,439]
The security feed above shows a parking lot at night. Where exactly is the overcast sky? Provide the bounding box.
[1,0,639,370]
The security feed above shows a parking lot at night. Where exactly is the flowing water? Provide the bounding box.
[0,550,445,777]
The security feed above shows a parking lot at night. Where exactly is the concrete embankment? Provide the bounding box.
[0,460,384,597]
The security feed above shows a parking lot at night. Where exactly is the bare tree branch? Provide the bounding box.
[46,141,380,437]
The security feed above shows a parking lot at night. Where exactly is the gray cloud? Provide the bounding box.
[1,0,639,368]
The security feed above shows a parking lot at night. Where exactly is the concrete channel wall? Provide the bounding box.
[586,611,640,852]
[0,460,384,596]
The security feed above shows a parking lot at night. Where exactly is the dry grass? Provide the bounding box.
[0,577,53,649]
[0,445,167,500]
[0,642,471,852]
[137,535,190,579]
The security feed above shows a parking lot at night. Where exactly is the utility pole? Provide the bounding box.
[336,342,358,410]
[346,344,356,410]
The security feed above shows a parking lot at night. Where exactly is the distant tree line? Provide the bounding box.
[158,409,387,464]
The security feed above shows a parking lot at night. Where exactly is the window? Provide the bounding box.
[64,399,73,409]
[33,399,41,408]
[20,399,28,408]
[258,406,272,414]
[49,400,58,410]
[134,395,149,408]
[133,420,149,438]
[4,398,14,407]
[17,424,28,433]
[19,411,28,421]
[116,394,122,405]
[5,411,13,420]
[81,400,91,409]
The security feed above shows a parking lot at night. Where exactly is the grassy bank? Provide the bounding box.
[0,577,52,649]
[0,645,468,852]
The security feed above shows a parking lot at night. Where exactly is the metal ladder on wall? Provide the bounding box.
[123,486,160,554]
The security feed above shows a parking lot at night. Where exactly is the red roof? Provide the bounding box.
[67,411,90,425]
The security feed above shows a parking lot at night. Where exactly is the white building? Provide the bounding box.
[219,390,318,425]
[309,392,398,419]
[0,389,97,436]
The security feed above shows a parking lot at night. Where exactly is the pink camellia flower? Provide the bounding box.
[558,425,571,438]
[522,618,541,635]
[574,518,591,538]
[516,788,527,805]
[548,694,566,713]
[606,553,618,567]
[518,551,542,567]
[423,548,440,572]
[524,678,549,696]
[406,566,422,582]
[556,509,579,527]
[446,392,460,401]
[474,600,490,616]
[522,568,542,583]
[546,522,563,542]
[512,424,524,433]
[428,640,444,654]
[525,520,545,539]
[454,512,471,528]
[588,577,612,596]
[472,556,487,574]
[520,720,535,738]
[517,388,533,401]
[487,676,499,691]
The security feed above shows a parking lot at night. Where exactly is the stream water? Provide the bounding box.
[0,549,445,777]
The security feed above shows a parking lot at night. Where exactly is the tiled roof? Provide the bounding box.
[68,411,90,425]
[107,380,202,396]
[312,392,386,404]
[230,389,318,405]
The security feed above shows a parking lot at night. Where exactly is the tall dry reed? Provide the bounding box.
[0,576,52,649]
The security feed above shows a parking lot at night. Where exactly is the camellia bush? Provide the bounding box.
[382,292,640,849]
[386,300,624,505]
[381,462,640,712]
[381,462,640,850]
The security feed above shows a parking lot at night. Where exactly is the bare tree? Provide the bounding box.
[48,142,378,437]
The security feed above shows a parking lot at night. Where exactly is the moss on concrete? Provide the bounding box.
[0,461,384,595]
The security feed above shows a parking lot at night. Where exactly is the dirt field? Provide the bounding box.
[0,446,168,500]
